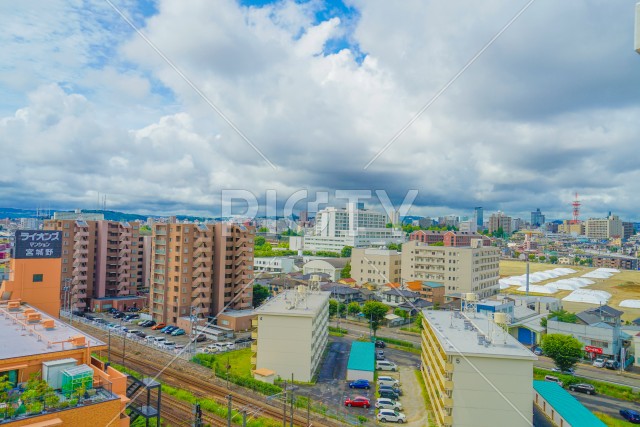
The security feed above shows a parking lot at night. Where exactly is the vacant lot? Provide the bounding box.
[499,260,640,322]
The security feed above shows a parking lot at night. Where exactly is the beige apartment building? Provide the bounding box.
[488,211,512,235]
[420,310,536,427]
[558,220,585,235]
[351,248,401,286]
[149,222,254,324]
[585,215,623,240]
[252,288,330,382]
[44,219,147,311]
[401,240,499,299]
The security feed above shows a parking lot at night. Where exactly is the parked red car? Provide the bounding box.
[344,396,370,408]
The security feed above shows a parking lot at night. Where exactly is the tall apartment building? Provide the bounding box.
[149,222,254,324]
[43,219,147,311]
[303,204,404,252]
[558,220,585,235]
[401,239,499,299]
[420,309,536,427]
[474,207,483,228]
[488,211,512,235]
[410,230,490,247]
[530,208,545,227]
[623,222,635,240]
[252,288,330,382]
[351,248,401,286]
[585,215,623,240]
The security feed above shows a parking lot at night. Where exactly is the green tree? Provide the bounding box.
[341,246,353,258]
[574,256,580,264]
[252,284,270,308]
[414,312,424,330]
[541,334,583,372]
[0,375,12,404]
[393,308,409,319]
[549,255,558,264]
[514,251,521,259]
[387,243,402,251]
[329,299,338,317]
[338,303,347,317]
[347,301,361,316]
[258,227,269,233]
[540,309,578,327]
[386,223,393,228]
[361,301,389,336]
[538,256,546,262]
[254,236,266,247]
[431,241,444,246]
[281,229,299,236]
[341,262,351,279]
[528,254,536,261]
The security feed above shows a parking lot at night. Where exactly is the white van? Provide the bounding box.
[376,361,397,371]
[544,375,563,387]
[162,341,176,350]
[378,376,400,387]
[145,336,156,344]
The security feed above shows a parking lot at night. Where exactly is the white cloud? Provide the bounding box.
[1,0,640,220]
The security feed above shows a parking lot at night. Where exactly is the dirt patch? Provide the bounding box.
[399,366,433,427]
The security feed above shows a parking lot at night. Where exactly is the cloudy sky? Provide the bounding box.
[2,0,640,221]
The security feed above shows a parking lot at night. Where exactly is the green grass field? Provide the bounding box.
[500,260,640,321]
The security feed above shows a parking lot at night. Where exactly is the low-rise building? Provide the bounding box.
[302,258,349,282]
[406,280,445,305]
[533,381,606,427]
[592,254,638,270]
[253,257,296,274]
[350,248,401,287]
[0,300,130,426]
[346,342,375,382]
[420,310,536,427]
[252,288,330,382]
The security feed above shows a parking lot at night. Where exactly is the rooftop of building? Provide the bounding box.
[92,295,145,301]
[254,289,330,317]
[533,381,606,427]
[422,309,538,360]
[353,248,400,256]
[0,302,105,360]
[219,309,256,318]
[347,341,375,372]
[304,258,349,268]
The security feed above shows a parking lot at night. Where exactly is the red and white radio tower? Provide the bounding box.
[570,192,581,224]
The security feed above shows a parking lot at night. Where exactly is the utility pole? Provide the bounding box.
[290,374,294,427]
[242,410,247,427]
[194,402,203,427]
[307,398,311,427]
[282,381,287,427]
[227,395,233,427]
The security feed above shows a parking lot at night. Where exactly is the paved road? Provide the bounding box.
[338,321,422,345]
[532,405,554,427]
[535,356,640,392]
[570,389,640,420]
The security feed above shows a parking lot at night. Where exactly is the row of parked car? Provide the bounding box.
[345,375,406,423]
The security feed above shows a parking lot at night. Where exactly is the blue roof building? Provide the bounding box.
[346,341,375,382]
[533,381,606,427]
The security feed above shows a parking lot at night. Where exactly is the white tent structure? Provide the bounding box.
[620,300,640,308]
[516,284,558,294]
[562,289,611,305]
[581,268,620,280]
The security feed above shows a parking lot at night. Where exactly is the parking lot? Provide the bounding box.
[64,310,251,357]
[295,335,423,425]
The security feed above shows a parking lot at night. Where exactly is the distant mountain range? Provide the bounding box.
[0,208,214,223]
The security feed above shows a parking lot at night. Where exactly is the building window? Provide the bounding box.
[33,274,44,282]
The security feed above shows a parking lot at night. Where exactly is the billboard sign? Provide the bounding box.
[13,230,62,259]
[585,345,603,354]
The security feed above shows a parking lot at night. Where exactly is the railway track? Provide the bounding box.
[74,321,337,427]
[114,347,314,427]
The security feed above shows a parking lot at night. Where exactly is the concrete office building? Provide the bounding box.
[351,248,401,286]
[401,240,500,299]
[0,300,130,426]
[420,310,536,427]
[623,222,635,240]
[253,257,296,274]
[44,219,148,311]
[252,288,330,382]
[149,222,254,324]
[488,211,512,235]
[531,208,545,227]
[303,204,404,252]
[474,207,483,228]
[410,230,490,247]
[585,215,623,240]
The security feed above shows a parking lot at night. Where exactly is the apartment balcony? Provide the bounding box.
[117,264,130,274]
[73,264,88,272]
[74,231,89,240]
[119,247,131,257]
[193,297,212,306]
[193,246,209,257]
[152,298,164,304]
[75,292,87,299]
[251,342,257,352]
[154,268,165,275]
[251,319,258,328]
[152,286,164,294]
[155,249,166,255]
[73,241,88,251]
[195,236,212,246]
[73,272,88,281]
[119,254,131,262]
[73,248,89,256]
[155,228,167,235]
[444,380,453,391]
[119,230,132,238]
[118,274,129,283]
[154,239,166,245]
[154,257,166,265]
[118,241,129,250]
[193,266,212,276]
[445,362,454,373]
[250,356,257,366]
[154,278,165,285]
[251,331,258,340]
[443,396,453,408]
[193,257,212,268]
[117,289,130,297]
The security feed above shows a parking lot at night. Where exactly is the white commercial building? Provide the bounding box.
[252,288,330,382]
[303,204,405,252]
[253,257,296,274]
[421,309,537,427]
[302,258,349,282]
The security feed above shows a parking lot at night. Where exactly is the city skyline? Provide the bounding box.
[2,1,640,219]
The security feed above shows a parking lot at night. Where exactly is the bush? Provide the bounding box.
[192,353,217,369]
[533,368,640,402]
[328,326,347,334]
[376,337,416,348]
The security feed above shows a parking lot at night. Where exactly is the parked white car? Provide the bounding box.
[376,361,398,371]
[378,376,400,387]
[377,409,406,423]
[375,398,402,411]
[162,341,176,350]
[593,357,606,368]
